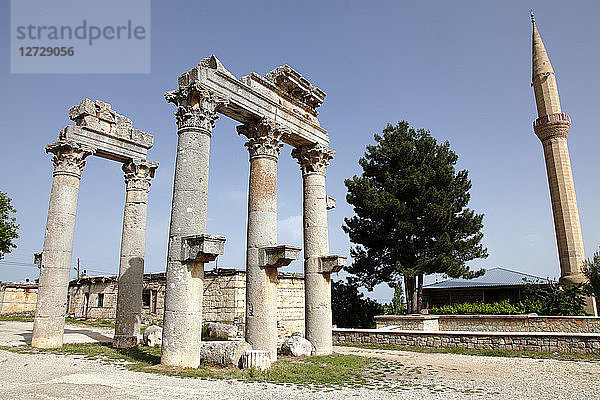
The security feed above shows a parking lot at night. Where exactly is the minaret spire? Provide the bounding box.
[530,17,590,310]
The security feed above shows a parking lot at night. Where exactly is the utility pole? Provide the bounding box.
[75,258,80,279]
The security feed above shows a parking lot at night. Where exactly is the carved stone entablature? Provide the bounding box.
[259,245,302,269]
[68,99,153,149]
[122,159,159,192]
[181,234,226,263]
[318,255,347,274]
[264,65,326,111]
[165,83,229,132]
[237,118,288,160]
[533,112,571,142]
[291,144,335,175]
[46,140,95,178]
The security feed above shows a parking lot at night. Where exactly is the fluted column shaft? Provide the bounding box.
[113,159,158,348]
[292,144,335,355]
[238,120,284,360]
[32,140,93,348]
[161,86,224,368]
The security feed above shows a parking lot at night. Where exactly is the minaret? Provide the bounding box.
[531,13,586,286]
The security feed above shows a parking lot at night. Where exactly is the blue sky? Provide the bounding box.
[1,1,599,303]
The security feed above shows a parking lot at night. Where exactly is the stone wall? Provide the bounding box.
[375,314,600,333]
[0,283,38,314]
[66,269,305,336]
[333,328,600,355]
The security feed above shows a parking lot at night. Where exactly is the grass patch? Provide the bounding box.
[0,343,372,387]
[0,314,114,329]
[337,343,600,362]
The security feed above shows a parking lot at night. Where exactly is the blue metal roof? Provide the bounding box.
[423,267,553,289]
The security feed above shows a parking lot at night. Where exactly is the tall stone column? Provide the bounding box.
[292,144,344,355]
[32,140,94,348]
[113,159,158,348]
[238,119,291,361]
[161,85,227,368]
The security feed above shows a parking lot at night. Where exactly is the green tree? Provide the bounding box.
[0,191,19,260]
[331,279,383,328]
[383,282,406,315]
[343,122,488,314]
[583,250,600,315]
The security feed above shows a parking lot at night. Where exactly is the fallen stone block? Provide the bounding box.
[204,322,239,340]
[280,336,314,357]
[142,325,162,347]
[240,350,271,371]
[199,340,251,367]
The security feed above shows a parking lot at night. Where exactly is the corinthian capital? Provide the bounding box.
[291,144,335,175]
[237,118,287,160]
[164,83,228,132]
[122,159,159,192]
[46,140,95,178]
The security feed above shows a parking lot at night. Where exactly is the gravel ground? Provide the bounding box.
[1,321,598,399]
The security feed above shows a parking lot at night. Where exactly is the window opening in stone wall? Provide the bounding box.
[142,290,151,308]
[97,293,104,307]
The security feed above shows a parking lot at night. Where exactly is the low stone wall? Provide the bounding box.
[333,328,600,355]
[375,314,600,333]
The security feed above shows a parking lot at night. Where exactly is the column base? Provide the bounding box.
[112,335,139,349]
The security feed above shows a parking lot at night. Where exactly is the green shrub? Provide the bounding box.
[430,299,527,315]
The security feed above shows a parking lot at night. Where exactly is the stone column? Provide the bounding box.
[292,144,344,356]
[161,85,227,368]
[113,159,158,348]
[238,119,284,361]
[32,140,94,348]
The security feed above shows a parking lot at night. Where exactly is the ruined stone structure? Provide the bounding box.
[32,99,158,348]
[0,282,37,315]
[65,269,305,337]
[530,16,595,314]
[162,56,345,367]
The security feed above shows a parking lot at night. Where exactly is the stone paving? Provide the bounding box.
[1,321,599,399]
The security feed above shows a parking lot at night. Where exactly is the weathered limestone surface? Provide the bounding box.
[199,340,252,367]
[178,56,328,147]
[240,349,272,371]
[280,335,314,357]
[113,159,158,348]
[238,119,298,361]
[32,141,94,348]
[161,85,227,368]
[292,144,342,356]
[142,324,163,347]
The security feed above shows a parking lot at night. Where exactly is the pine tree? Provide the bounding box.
[343,121,488,313]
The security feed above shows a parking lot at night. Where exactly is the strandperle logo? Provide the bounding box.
[11,0,151,74]
[15,20,147,46]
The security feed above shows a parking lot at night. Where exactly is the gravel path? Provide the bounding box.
[0,321,598,399]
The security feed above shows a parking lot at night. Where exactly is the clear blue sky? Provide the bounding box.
[1,1,599,303]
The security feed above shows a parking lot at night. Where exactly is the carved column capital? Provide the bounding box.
[122,159,159,192]
[165,83,228,132]
[237,118,287,160]
[291,144,335,175]
[45,140,95,179]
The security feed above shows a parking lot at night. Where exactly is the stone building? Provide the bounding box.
[0,282,38,315]
[66,268,305,337]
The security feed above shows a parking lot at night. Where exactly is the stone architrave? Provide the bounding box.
[113,159,158,348]
[161,84,228,368]
[237,118,301,361]
[292,144,345,355]
[31,140,94,348]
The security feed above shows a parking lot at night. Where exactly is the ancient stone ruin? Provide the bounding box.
[161,56,345,368]
[32,56,346,369]
[32,99,158,349]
